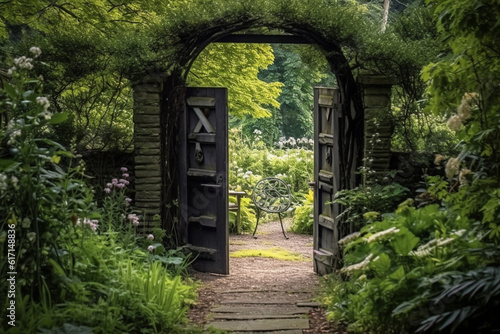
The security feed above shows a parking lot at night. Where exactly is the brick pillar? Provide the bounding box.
[358,75,395,177]
[131,73,166,231]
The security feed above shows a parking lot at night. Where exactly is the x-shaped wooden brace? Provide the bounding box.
[192,107,215,164]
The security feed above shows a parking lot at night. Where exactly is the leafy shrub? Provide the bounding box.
[291,190,314,234]
[323,176,500,333]
[229,196,256,233]
[333,174,409,229]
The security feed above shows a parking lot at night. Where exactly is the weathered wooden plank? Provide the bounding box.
[211,306,310,315]
[186,96,216,107]
[188,133,216,143]
[207,319,309,332]
[319,215,334,230]
[187,168,216,178]
[189,215,216,228]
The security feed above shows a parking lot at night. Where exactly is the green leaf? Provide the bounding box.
[3,82,18,100]
[371,253,391,276]
[49,112,69,125]
[390,229,420,255]
[389,265,406,280]
[0,159,16,170]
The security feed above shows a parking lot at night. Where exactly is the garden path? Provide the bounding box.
[188,218,344,333]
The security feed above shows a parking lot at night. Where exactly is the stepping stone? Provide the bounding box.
[211,306,310,315]
[296,301,321,307]
[207,318,310,332]
[220,299,296,305]
[213,314,303,320]
[232,331,304,334]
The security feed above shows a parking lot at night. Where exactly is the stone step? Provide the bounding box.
[220,298,313,305]
[213,313,303,320]
[232,331,304,334]
[207,318,310,332]
[211,306,310,315]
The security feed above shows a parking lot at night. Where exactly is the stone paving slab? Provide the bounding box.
[211,306,310,315]
[220,298,298,305]
[207,318,310,332]
[231,331,304,334]
[213,313,303,320]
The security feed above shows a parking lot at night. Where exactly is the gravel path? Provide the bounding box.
[187,218,344,333]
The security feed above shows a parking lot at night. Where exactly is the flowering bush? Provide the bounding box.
[0,49,195,334]
[0,48,92,300]
[228,127,313,231]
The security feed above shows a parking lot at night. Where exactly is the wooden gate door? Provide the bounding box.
[313,87,342,275]
[179,87,229,275]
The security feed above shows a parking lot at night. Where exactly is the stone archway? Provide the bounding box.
[130,21,394,251]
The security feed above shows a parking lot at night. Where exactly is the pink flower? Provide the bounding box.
[106,183,112,188]
[147,234,154,240]
[120,167,128,173]
[104,188,111,194]
[125,198,132,203]
[148,245,154,252]
[122,173,129,178]
[112,178,118,185]
[115,183,125,189]
[119,179,129,185]
[127,213,140,226]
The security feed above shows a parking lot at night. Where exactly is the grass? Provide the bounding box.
[230,247,306,261]
[229,240,248,245]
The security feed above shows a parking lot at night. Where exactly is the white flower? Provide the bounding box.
[445,157,460,180]
[365,227,400,243]
[453,229,467,237]
[446,115,462,131]
[459,168,472,186]
[13,56,34,70]
[29,46,42,58]
[36,97,50,110]
[434,154,446,165]
[340,253,374,275]
[0,173,7,191]
[253,129,262,135]
[410,237,456,258]
[7,67,15,76]
[338,232,361,246]
[7,130,21,145]
[41,111,53,120]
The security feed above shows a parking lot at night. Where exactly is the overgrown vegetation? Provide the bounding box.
[1,0,499,333]
[0,57,196,333]
[323,0,500,333]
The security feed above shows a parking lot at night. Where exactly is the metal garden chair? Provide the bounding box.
[252,177,293,239]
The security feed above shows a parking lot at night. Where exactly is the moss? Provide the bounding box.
[230,247,306,261]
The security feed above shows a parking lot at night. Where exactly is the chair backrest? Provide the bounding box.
[252,177,293,213]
